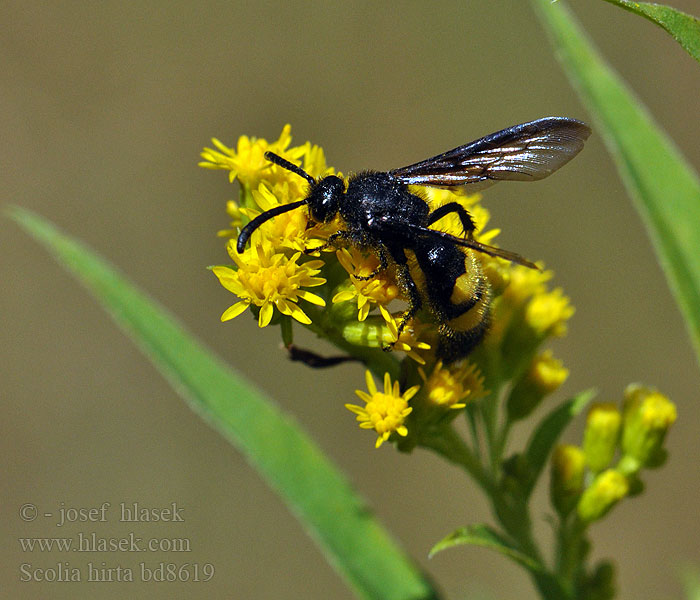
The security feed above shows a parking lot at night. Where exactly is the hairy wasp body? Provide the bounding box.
[237,117,591,363]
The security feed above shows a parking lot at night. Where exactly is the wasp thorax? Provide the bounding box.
[307,176,344,223]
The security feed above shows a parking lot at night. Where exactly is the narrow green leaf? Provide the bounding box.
[602,0,700,64]
[680,565,700,600]
[8,206,437,600]
[430,524,542,573]
[533,0,700,366]
[523,389,595,497]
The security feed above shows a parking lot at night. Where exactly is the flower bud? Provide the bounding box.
[582,403,621,474]
[577,469,629,523]
[620,385,676,474]
[507,350,568,421]
[550,444,585,516]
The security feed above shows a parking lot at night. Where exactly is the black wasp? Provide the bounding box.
[237,117,591,364]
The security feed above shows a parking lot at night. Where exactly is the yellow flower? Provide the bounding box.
[529,349,569,394]
[386,321,432,364]
[298,141,333,180]
[482,260,574,353]
[332,248,400,322]
[217,200,245,239]
[239,182,322,252]
[418,187,497,244]
[419,360,485,410]
[212,242,326,327]
[500,263,552,307]
[346,371,418,448]
[480,255,512,296]
[199,124,305,188]
[526,287,574,337]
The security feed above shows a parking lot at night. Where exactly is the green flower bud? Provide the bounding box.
[507,350,569,421]
[620,385,676,474]
[577,469,629,523]
[582,403,621,474]
[340,316,391,348]
[550,444,585,516]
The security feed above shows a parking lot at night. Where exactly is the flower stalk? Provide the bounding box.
[201,125,677,600]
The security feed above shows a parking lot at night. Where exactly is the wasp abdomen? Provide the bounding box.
[411,240,491,363]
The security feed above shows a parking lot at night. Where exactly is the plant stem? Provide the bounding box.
[421,425,494,495]
[555,515,587,595]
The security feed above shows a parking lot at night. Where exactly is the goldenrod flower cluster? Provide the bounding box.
[201,126,575,448]
[550,385,676,523]
[201,125,679,600]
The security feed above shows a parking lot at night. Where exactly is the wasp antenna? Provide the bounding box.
[236,199,307,253]
[264,151,316,185]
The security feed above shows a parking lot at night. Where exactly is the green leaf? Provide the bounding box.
[533,0,700,367]
[430,524,542,573]
[602,0,700,65]
[8,206,437,600]
[523,389,595,497]
[680,565,700,600]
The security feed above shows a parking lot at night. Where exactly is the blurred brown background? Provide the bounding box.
[3,2,699,599]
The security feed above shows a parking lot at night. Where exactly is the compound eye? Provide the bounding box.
[308,176,343,223]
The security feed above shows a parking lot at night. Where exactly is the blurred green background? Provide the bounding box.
[3,1,699,598]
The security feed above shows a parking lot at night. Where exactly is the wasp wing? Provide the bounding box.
[390,117,591,187]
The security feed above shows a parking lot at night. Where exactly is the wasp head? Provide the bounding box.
[306,176,344,223]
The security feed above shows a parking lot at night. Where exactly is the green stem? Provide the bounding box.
[481,383,505,474]
[491,496,570,599]
[495,417,512,469]
[280,315,294,346]
[464,404,482,461]
[421,425,494,495]
[555,516,588,595]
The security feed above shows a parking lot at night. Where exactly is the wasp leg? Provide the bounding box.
[352,246,389,281]
[382,245,422,350]
[304,230,353,254]
[393,264,421,335]
[427,202,476,237]
[286,344,360,368]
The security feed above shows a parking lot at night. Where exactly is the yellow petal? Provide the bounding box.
[275,299,292,316]
[287,304,312,325]
[358,303,370,321]
[297,290,326,306]
[365,371,377,396]
[259,302,274,327]
[355,390,372,404]
[404,385,421,402]
[333,290,356,303]
[303,276,327,287]
[383,372,392,395]
[221,301,249,322]
[212,266,238,288]
[378,305,394,325]
[336,248,354,273]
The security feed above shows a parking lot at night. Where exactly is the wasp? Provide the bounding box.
[237,117,591,364]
